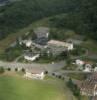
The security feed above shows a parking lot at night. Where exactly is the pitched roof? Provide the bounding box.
[26,68,44,74]
[78,73,97,91]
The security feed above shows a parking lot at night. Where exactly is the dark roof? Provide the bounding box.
[33,37,48,45]
[78,73,97,92]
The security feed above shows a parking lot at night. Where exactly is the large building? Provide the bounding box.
[78,73,97,96]
[47,40,73,55]
[33,27,49,45]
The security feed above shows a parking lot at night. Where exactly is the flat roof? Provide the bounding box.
[34,27,49,34]
[48,40,72,47]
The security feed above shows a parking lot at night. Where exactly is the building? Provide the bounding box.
[25,40,32,47]
[33,37,48,45]
[34,27,49,39]
[47,40,73,55]
[83,64,92,72]
[78,73,97,96]
[75,59,85,66]
[24,69,45,80]
[19,39,32,47]
[24,53,40,61]
[33,27,49,45]
[66,38,83,45]
[94,67,97,72]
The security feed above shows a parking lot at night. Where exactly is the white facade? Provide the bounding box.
[24,71,45,80]
[48,40,73,51]
[94,67,97,72]
[81,85,97,96]
[46,32,49,38]
[83,64,92,72]
[25,40,32,47]
[76,59,84,66]
[66,43,73,50]
[19,40,32,47]
[24,54,40,61]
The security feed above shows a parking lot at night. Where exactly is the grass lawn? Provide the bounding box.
[0,73,77,100]
[82,39,97,54]
[67,73,88,80]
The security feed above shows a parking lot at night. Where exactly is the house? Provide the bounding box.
[94,67,97,72]
[47,40,73,55]
[75,59,85,66]
[19,39,32,47]
[83,64,92,72]
[25,40,32,47]
[34,27,49,39]
[75,59,85,71]
[24,69,45,80]
[78,73,97,96]
[24,53,40,61]
[66,38,83,45]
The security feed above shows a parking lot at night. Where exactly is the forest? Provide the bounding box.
[0,0,97,40]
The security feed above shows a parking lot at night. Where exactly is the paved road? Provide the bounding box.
[0,60,93,73]
[56,70,92,74]
[0,60,66,72]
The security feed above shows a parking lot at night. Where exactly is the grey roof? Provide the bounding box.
[34,27,49,38]
[34,27,49,34]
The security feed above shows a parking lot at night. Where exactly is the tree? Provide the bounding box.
[15,68,18,72]
[44,71,48,74]
[52,73,55,76]
[67,78,81,100]
[21,68,25,73]
[7,68,11,71]
[29,29,37,40]
[0,67,5,74]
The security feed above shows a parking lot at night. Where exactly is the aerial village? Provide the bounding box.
[0,26,97,99]
[8,27,97,73]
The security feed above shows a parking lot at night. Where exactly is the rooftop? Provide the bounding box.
[48,40,72,47]
[78,73,97,91]
[26,68,44,74]
[34,27,49,34]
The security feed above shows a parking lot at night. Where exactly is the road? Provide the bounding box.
[0,60,93,74]
[0,60,66,72]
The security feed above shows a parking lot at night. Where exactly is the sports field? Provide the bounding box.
[0,74,77,100]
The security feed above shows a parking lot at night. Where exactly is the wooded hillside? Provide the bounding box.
[0,0,97,40]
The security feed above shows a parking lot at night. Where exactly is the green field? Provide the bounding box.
[0,74,77,100]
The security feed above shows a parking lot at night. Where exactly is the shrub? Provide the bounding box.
[52,73,55,76]
[67,78,81,99]
[7,68,11,71]
[44,71,48,74]
[0,67,5,74]
[58,75,62,79]
[15,68,18,72]
[21,68,25,73]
